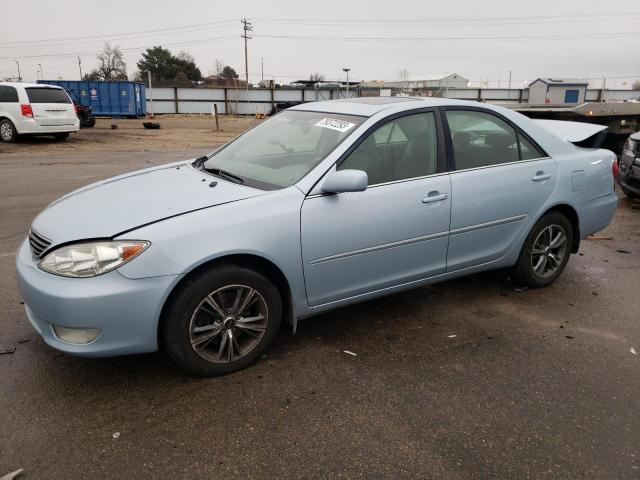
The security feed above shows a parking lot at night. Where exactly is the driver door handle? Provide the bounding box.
[422,192,448,204]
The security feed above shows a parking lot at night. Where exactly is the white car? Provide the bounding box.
[0,82,79,142]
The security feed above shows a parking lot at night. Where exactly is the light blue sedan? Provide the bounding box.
[16,98,618,376]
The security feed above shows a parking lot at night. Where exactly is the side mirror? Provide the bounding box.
[321,169,368,194]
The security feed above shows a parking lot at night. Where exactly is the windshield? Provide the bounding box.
[202,110,365,189]
[26,87,72,104]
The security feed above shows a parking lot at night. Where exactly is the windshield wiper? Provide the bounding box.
[203,166,244,184]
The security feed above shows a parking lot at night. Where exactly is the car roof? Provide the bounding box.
[289,96,488,117]
[0,81,63,89]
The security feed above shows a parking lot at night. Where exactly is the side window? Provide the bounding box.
[446,110,519,170]
[339,112,438,185]
[518,133,544,160]
[0,86,19,103]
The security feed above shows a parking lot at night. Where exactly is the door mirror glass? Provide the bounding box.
[321,169,368,194]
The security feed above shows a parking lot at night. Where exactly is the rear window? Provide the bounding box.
[26,87,71,104]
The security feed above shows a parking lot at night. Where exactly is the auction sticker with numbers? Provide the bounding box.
[315,118,356,133]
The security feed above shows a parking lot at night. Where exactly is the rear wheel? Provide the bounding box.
[513,212,573,288]
[0,119,17,143]
[53,132,69,140]
[162,265,282,376]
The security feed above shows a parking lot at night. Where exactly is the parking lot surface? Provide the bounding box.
[1,117,639,479]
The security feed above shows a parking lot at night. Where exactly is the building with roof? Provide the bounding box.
[527,78,588,105]
[383,73,469,92]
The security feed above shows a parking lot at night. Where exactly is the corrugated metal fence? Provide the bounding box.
[146,87,640,114]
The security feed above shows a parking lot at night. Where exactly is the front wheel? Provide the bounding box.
[512,212,573,288]
[621,187,640,200]
[162,265,282,376]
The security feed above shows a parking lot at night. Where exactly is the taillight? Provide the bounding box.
[73,104,78,114]
[20,104,33,117]
[612,158,619,180]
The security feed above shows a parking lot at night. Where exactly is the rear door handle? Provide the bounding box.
[422,192,448,203]
[532,171,551,182]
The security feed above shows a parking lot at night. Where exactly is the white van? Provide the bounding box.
[0,82,80,142]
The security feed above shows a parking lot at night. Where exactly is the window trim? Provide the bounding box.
[439,106,549,173]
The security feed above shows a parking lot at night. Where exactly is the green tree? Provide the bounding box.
[137,46,201,83]
[221,66,238,79]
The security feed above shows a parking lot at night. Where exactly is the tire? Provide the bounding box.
[512,212,573,288]
[0,119,17,143]
[621,187,640,200]
[53,132,69,140]
[162,265,282,376]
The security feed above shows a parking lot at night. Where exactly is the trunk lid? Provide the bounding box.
[534,119,608,148]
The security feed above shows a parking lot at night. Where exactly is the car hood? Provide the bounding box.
[32,161,266,245]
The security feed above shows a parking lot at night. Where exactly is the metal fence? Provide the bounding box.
[145,87,640,114]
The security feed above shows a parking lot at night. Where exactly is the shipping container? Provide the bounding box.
[37,80,146,117]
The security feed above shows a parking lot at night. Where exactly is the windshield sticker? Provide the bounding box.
[315,118,356,133]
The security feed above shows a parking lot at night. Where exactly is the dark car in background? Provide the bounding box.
[619,131,640,199]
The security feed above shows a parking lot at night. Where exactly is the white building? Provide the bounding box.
[527,78,588,105]
[384,73,469,92]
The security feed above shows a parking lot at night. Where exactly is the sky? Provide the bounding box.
[1,0,639,89]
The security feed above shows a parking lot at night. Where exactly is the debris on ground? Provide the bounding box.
[514,287,528,293]
[565,335,574,339]
[343,350,357,356]
[586,235,613,240]
[616,249,632,254]
[0,469,24,480]
[16,338,29,344]
[0,347,16,355]
[110,123,118,129]
[112,432,120,439]
[447,335,457,338]
[631,347,637,356]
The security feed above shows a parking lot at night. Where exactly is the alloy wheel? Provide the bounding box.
[188,284,269,364]
[0,122,13,141]
[530,224,568,278]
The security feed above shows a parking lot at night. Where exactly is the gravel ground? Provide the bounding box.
[1,116,639,479]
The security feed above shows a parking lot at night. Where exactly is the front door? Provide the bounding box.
[301,111,451,307]
[443,108,558,271]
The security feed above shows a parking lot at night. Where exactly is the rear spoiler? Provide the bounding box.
[534,119,608,148]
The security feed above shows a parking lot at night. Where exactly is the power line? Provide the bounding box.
[0,19,239,48]
[255,31,640,42]
[0,35,239,60]
[254,12,640,25]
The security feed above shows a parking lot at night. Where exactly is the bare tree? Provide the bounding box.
[632,80,640,91]
[398,68,409,81]
[85,43,127,80]
[214,58,225,76]
[309,72,324,83]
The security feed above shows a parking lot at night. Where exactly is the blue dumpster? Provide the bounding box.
[37,80,146,117]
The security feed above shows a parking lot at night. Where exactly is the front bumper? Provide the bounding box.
[15,239,180,357]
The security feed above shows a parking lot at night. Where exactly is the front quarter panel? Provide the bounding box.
[116,186,310,316]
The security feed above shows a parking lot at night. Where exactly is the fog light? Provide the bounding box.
[52,325,101,344]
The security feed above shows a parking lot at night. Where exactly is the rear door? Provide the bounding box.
[25,87,76,126]
[444,108,557,271]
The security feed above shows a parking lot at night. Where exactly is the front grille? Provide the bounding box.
[29,228,52,258]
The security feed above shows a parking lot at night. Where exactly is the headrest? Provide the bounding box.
[485,132,515,149]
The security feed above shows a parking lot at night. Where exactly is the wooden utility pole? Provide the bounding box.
[241,18,252,85]
[78,56,83,80]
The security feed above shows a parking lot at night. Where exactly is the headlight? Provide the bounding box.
[39,240,150,278]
